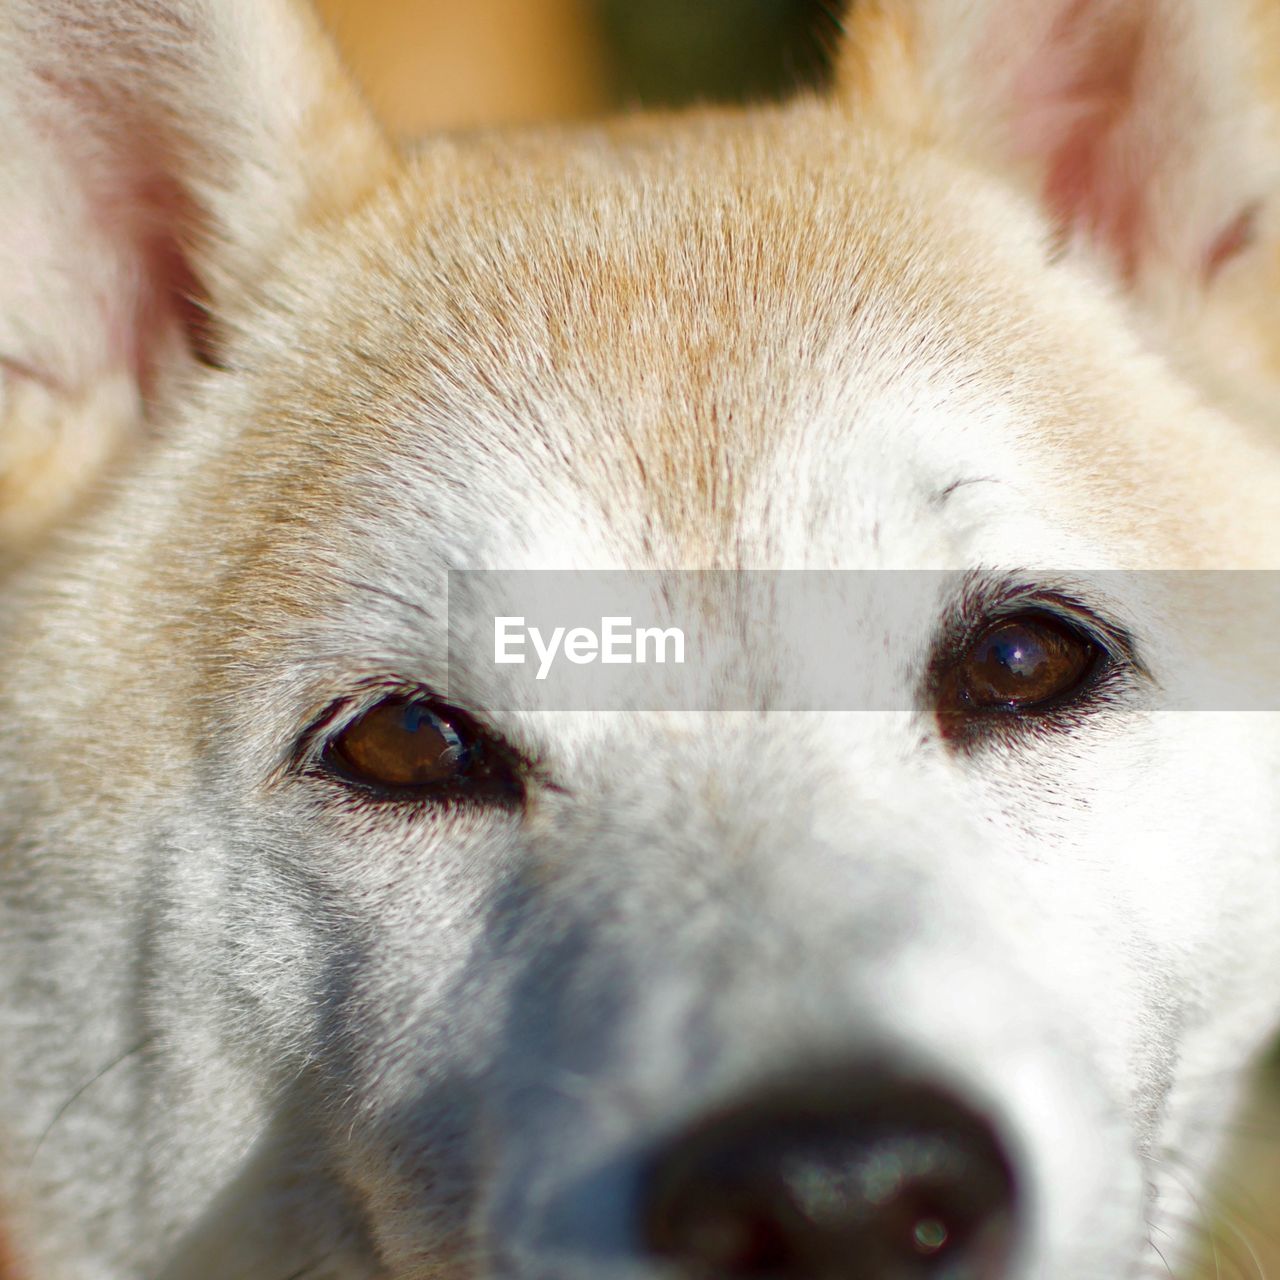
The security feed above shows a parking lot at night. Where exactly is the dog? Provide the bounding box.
[2,1,1278,1277]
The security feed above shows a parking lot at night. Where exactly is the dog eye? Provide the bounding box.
[324,697,522,803]
[942,614,1101,718]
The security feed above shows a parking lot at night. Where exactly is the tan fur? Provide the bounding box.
[7,1,1273,571]
[1,3,1278,1277]
[0,0,394,567]
[838,0,1280,422]
[190,107,1275,580]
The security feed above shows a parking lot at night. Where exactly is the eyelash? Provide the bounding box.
[289,584,1145,801]
[931,587,1143,746]
[294,684,537,813]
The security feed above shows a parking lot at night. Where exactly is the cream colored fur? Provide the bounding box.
[0,3,1277,1279]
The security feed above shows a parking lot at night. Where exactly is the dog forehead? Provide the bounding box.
[206,101,1229,601]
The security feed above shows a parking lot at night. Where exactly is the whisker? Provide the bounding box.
[1146,1233,1177,1279]
[1150,1154,1266,1280]
[27,1037,152,1172]
[1214,1217,1269,1280]
[1160,1146,1280,1250]
[334,575,435,626]
[277,1257,334,1280]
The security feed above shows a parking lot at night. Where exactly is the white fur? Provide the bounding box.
[0,2,1278,1279]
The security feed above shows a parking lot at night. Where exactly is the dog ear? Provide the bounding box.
[837,0,1280,291]
[0,0,393,555]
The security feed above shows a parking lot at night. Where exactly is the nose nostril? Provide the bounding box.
[660,1198,798,1275]
[640,1072,1018,1279]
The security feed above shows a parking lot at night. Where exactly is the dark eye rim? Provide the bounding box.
[930,587,1143,743]
[302,689,528,809]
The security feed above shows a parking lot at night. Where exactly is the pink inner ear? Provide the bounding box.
[134,189,218,388]
[1203,203,1258,281]
[95,162,215,396]
[18,67,210,399]
[1006,0,1156,280]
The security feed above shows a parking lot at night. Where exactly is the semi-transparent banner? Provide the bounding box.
[443,570,1280,712]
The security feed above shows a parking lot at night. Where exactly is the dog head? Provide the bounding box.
[1,2,1278,1278]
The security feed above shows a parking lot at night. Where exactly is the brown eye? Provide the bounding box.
[326,698,521,802]
[944,614,1100,717]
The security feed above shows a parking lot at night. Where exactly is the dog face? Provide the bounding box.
[1,3,1278,1279]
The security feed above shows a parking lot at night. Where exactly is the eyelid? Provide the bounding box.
[291,687,414,774]
[290,683,547,797]
[306,695,527,811]
[952,578,1145,678]
[928,574,1152,745]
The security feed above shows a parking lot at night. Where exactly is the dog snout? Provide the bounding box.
[638,1068,1019,1279]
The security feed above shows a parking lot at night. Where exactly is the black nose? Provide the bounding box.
[639,1069,1018,1280]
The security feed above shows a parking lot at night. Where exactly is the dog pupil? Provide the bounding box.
[966,618,1086,708]
[394,704,467,775]
[986,628,1046,680]
[338,700,471,786]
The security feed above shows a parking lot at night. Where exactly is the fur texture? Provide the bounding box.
[0,2,1277,1278]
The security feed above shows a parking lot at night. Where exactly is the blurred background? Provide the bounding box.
[314,1,1278,1272]
[313,0,838,137]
